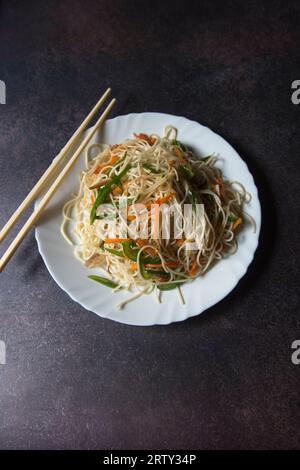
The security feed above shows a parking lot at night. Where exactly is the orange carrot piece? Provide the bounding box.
[218,178,225,200]
[136,238,147,247]
[94,155,119,174]
[129,263,137,271]
[146,192,175,209]
[188,258,198,277]
[112,186,122,195]
[173,146,183,159]
[232,218,242,230]
[155,192,176,205]
[134,133,155,146]
[145,261,179,269]
[174,238,185,247]
[104,238,131,244]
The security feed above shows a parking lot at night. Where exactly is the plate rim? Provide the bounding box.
[35,111,261,326]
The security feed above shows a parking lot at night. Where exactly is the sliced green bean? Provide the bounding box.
[146,270,171,279]
[138,256,151,279]
[105,247,123,257]
[157,280,184,290]
[122,241,138,261]
[88,275,118,289]
[90,164,131,224]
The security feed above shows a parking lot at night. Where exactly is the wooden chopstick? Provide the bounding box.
[0,87,111,244]
[0,97,116,272]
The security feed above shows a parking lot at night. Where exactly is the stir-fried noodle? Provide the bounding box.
[61,127,255,309]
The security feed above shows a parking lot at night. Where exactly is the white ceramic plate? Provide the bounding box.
[35,112,261,326]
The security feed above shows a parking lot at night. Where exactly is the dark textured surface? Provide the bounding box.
[0,0,300,450]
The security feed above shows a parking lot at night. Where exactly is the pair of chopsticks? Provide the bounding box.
[0,88,116,272]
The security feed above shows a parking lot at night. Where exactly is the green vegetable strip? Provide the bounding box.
[138,256,151,280]
[228,214,238,222]
[146,270,171,279]
[90,164,131,224]
[187,185,198,211]
[144,255,162,264]
[157,280,184,290]
[122,241,138,261]
[180,165,194,179]
[122,241,161,265]
[104,247,123,257]
[88,275,118,289]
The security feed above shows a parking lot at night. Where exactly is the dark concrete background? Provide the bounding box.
[0,0,299,450]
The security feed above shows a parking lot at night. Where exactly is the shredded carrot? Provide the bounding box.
[174,238,185,247]
[129,263,137,271]
[145,261,180,269]
[188,258,198,277]
[127,214,136,221]
[94,155,118,174]
[155,192,176,205]
[90,195,95,205]
[112,186,122,195]
[173,146,183,159]
[158,192,175,204]
[146,192,176,208]
[134,133,155,146]
[134,133,148,140]
[218,178,225,199]
[136,239,147,248]
[104,238,131,244]
[232,217,242,230]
